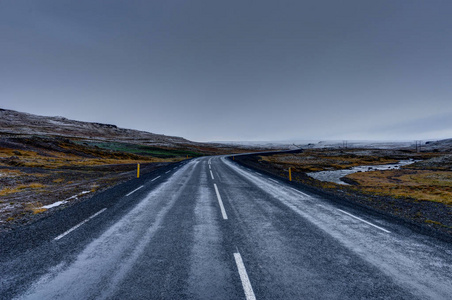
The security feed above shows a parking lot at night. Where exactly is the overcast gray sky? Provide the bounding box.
[1,1,452,142]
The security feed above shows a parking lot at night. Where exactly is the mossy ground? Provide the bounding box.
[259,149,450,205]
[0,135,205,231]
[240,148,452,234]
[346,170,452,205]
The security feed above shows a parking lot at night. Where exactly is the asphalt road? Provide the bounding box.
[1,156,451,299]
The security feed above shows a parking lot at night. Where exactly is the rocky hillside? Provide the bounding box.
[0,108,191,148]
[424,139,452,152]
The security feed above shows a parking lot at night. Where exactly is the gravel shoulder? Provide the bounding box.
[0,161,171,232]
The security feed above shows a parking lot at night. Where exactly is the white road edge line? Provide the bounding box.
[209,164,211,169]
[337,209,391,233]
[210,170,215,180]
[126,185,144,197]
[213,183,228,220]
[268,178,278,183]
[291,188,310,198]
[151,176,161,182]
[54,208,107,241]
[234,252,256,300]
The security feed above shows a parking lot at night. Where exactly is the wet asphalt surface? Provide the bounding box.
[1,156,451,299]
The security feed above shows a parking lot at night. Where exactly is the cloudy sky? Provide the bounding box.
[1,1,452,142]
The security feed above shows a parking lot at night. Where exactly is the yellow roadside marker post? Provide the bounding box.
[137,163,140,178]
[289,167,292,181]
[233,156,234,160]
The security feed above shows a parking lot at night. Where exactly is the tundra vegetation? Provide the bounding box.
[0,134,249,231]
[246,147,452,235]
[0,109,267,231]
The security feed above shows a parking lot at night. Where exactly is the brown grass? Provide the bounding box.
[0,169,25,177]
[1,145,183,169]
[90,184,99,193]
[4,155,165,169]
[346,170,452,205]
[260,151,399,172]
[0,183,47,196]
[24,202,48,214]
[257,150,452,206]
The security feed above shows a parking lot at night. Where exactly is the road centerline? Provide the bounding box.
[234,252,256,300]
[213,183,228,220]
[210,170,215,180]
[151,176,161,182]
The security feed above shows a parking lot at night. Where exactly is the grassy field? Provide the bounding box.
[0,136,206,169]
[260,150,401,172]
[346,169,452,205]
[236,148,452,234]
[0,135,205,230]
[0,147,168,169]
[258,149,450,205]
[78,141,203,159]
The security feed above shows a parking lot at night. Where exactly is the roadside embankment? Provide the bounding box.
[231,149,452,241]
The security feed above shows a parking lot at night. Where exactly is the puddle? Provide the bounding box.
[307,160,416,185]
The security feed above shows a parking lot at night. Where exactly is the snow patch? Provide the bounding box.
[47,119,71,126]
[42,201,67,209]
[42,191,91,209]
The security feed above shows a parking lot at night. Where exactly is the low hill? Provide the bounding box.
[424,138,452,152]
[0,108,269,231]
[0,108,191,148]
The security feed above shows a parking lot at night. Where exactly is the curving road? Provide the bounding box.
[1,156,452,299]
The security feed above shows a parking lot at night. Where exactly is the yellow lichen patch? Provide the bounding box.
[24,202,48,214]
[0,169,48,178]
[4,154,178,169]
[27,183,45,189]
[0,187,16,196]
[32,208,47,214]
[1,139,190,171]
[425,219,441,225]
[0,183,47,196]
[0,148,39,158]
[0,169,24,177]
[90,184,99,193]
[345,170,452,205]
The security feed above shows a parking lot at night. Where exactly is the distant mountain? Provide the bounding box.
[0,108,192,147]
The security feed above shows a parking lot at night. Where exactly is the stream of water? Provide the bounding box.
[307,159,416,185]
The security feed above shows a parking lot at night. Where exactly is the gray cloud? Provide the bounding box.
[1,1,452,141]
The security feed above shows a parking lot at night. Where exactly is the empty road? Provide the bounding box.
[1,156,451,299]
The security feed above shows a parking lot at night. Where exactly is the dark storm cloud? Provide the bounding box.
[1,0,452,141]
